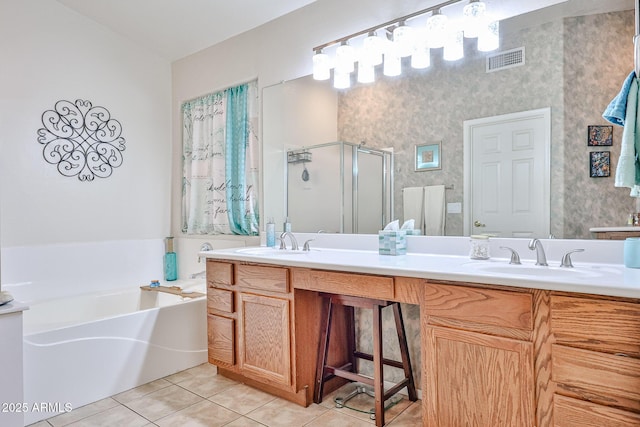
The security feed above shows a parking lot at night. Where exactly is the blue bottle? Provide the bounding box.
[164,237,178,281]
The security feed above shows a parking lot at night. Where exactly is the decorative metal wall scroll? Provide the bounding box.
[37,99,126,181]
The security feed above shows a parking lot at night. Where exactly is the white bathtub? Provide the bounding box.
[18,279,207,425]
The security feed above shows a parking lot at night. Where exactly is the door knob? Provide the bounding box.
[474,220,486,227]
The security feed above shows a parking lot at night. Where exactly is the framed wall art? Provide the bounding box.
[587,125,613,146]
[589,151,610,177]
[415,142,441,171]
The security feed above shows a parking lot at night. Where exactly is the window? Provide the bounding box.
[181,80,259,235]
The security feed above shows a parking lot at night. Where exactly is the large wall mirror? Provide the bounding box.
[263,0,637,239]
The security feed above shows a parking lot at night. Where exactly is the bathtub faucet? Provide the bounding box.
[190,270,206,279]
[198,242,213,263]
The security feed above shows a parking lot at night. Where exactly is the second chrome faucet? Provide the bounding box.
[528,238,548,266]
[279,231,299,251]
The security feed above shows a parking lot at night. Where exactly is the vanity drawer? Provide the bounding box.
[424,283,533,331]
[207,261,234,287]
[293,269,394,300]
[552,344,640,409]
[236,264,289,294]
[554,394,640,427]
[207,287,234,313]
[551,295,640,357]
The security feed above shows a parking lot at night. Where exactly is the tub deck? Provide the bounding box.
[140,284,205,298]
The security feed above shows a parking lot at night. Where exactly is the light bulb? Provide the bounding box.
[478,20,499,52]
[362,32,385,66]
[463,0,486,38]
[333,71,351,89]
[383,49,401,77]
[312,50,330,81]
[426,10,448,49]
[444,30,464,61]
[411,49,431,69]
[357,62,375,84]
[335,42,355,74]
[393,23,415,57]
[411,29,430,69]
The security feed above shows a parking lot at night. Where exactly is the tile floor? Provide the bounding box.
[30,363,422,426]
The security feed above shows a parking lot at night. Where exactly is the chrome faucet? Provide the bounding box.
[279,231,299,250]
[198,242,213,263]
[528,238,548,266]
[190,270,206,279]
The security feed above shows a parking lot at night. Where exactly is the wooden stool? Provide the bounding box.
[314,293,417,426]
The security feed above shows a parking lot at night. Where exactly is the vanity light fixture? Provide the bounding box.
[478,20,500,52]
[426,9,448,49]
[311,0,501,87]
[383,48,402,77]
[334,70,351,89]
[443,29,464,61]
[463,0,486,38]
[312,49,330,80]
[357,61,375,84]
[362,31,385,66]
[392,21,416,57]
[335,41,355,74]
[411,30,431,69]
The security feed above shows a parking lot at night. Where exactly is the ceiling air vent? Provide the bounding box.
[486,47,525,73]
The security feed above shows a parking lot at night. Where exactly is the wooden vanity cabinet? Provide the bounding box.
[550,294,640,426]
[206,257,640,426]
[420,281,537,427]
[206,261,235,367]
[206,260,310,406]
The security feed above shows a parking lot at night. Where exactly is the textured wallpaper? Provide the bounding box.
[563,11,635,239]
[340,10,635,385]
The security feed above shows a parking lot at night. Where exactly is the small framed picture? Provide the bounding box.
[587,125,613,146]
[415,142,442,171]
[589,151,610,177]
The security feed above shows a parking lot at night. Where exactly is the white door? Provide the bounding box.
[463,108,550,238]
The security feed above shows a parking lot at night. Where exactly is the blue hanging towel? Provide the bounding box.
[603,71,636,126]
[614,75,640,197]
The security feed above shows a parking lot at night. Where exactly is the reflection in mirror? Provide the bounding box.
[263,0,636,238]
[287,142,393,233]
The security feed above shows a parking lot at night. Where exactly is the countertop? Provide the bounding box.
[590,226,640,232]
[202,239,640,299]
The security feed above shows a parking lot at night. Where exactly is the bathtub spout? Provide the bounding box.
[190,270,206,279]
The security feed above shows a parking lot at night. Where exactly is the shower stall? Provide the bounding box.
[286,141,393,234]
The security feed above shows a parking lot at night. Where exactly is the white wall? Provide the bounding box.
[264,77,338,230]
[0,0,172,249]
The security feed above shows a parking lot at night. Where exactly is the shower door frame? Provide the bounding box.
[285,141,393,234]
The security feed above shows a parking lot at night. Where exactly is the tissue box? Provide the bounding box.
[378,230,407,255]
[405,229,422,235]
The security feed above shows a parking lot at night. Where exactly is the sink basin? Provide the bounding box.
[462,261,604,279]
[234,247,311,256]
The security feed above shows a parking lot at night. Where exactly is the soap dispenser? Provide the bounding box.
[164,237,177,281]
[266,218,276,247]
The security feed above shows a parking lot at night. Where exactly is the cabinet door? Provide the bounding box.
[239,293,291,386]
[425,326,535,427]
[207,314,235,366]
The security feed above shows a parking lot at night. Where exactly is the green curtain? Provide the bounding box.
[181,81,259,235]
[225,84,254,234]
